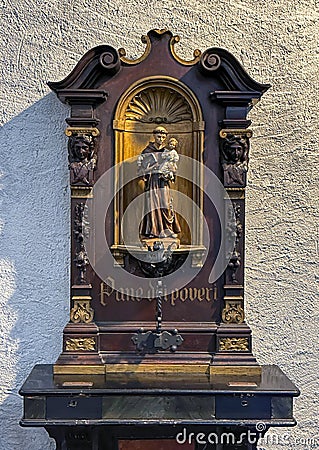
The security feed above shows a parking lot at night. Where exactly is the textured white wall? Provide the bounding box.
[1,1,318,449]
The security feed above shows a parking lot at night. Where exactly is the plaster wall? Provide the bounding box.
[0,0,318,448]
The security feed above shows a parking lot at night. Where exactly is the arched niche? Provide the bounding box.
[112,76,205,253]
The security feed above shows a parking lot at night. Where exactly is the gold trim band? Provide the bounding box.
[209,365,261,376]
[65,127,100,137]
[104,363,209,374]
[71,187,93,198]
[53,364,105,375]
[220,129,253,138]
[226,189,245,199]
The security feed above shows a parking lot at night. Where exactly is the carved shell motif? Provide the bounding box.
[125,88,192,123]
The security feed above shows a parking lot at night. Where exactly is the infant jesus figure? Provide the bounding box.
[159,137,179,181]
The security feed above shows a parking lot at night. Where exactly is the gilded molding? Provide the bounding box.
[104,363,209,374]
[226,189,245,200]
[119,34,152,65]
[71,187,93,198]
[222,301,245,324]
[53,365,105,375]
[219,129,253,139]
[65,127,100,137]
[70,298,94,324]
[65,337,96,351]
[169,35,201,66]
[219,337,249,351]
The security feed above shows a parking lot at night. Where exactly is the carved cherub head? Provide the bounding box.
[69,134,95,163]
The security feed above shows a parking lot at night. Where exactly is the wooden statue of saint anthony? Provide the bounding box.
[137,127,181,240]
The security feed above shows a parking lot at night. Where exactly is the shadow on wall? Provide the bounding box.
[0,93,70,449]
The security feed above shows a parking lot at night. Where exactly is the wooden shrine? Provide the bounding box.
[20,30,299,450]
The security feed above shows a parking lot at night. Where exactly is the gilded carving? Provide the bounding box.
[125,88,192,123]
[65,338,96,351]
[169,35,201,66]
[219,129,253,139]
[222,301,245,324]
[220,130,252,187]
[71,187,93,199]
[68,133,97,186]
[70,298,94,323]
[219,337,249,352]
[65,127,100,137]
[119,33,152,65]
[118,29,201,66]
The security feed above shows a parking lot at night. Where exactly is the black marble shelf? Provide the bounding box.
[19,364,299,449]
[20,365,299,425]
[20,364,299,395]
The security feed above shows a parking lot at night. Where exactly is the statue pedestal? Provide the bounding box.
[141,237,180,251]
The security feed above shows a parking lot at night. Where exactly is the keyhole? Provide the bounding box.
[68,400,78,408]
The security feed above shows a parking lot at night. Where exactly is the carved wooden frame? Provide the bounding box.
[48,29,270,376]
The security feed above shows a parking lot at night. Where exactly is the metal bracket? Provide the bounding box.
[131,328,184,353]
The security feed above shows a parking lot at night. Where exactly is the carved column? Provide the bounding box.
[48,87,109,372]
[210,93,260,375]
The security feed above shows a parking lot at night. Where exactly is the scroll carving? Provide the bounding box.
[119,33,152,65]
[118,29,201,66]
[68,132,97,186]
[222,301,245,324]
[169,35,201,66]
[220,129,252,187]
[99,46,121,74]
[70,299,94,324]
[65,338,96,351]
[219,337,249,351]
[199,49,221,73]
[74,203,90,284]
